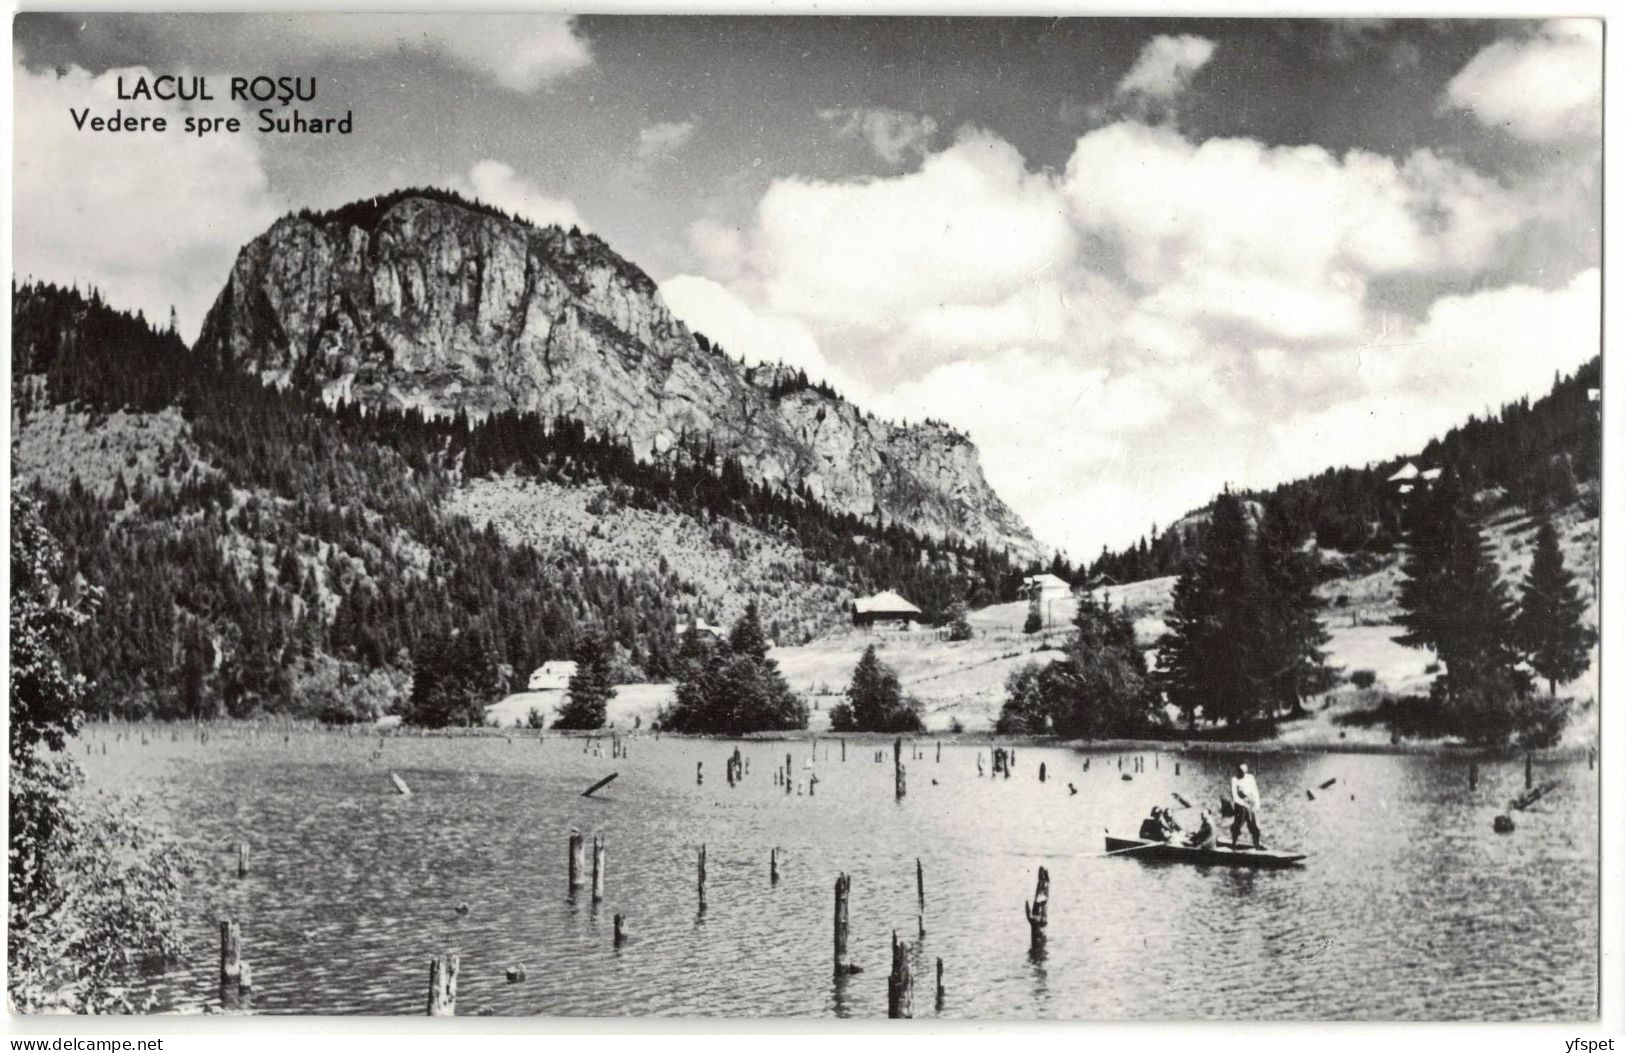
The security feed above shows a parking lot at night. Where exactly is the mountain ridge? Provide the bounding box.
[195,189,1041,559]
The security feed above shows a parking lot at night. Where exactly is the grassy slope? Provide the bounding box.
[450,474,854,644]
[528,493,1600,741]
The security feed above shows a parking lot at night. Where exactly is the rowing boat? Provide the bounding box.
[1104,834,1306,869]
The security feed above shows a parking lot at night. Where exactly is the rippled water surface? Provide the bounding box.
[78,726,1597,1019]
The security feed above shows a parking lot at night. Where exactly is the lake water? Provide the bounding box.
[77,726,1597,1020]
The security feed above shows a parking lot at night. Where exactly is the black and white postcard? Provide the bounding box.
[4,11,1607,1029]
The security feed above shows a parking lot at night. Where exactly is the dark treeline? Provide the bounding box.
[1086,359,1601,585]
[12,281,1030,721]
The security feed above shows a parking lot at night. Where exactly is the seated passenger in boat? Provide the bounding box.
[1185,809,1216,849]
[1159,807,1182,839]
[1138,806,1170,841]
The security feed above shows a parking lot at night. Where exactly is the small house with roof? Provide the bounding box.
[527,661,578,692]
[1021,573,1072,605]
[852,590,922,631]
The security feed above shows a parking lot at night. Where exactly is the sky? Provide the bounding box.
[11,15,1603,558]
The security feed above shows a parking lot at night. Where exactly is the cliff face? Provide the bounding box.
[196,194,1039,557]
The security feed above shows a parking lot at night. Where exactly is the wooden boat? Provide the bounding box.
[1104,834,1306,869]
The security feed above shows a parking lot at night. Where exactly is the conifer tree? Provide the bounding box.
[556,634,615,729]
[844,644,921,732]
[1394,471,1521,708]
[728,600,769,661]
[1516,519,1594,697]
[946,599,973,641]
[1156,489,1269,726]
[1255,498,1331,714]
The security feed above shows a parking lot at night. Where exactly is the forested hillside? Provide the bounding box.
[1086,359,1601,584]
[11,282,1031,722]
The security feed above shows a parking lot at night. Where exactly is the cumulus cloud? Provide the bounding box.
[12,62,284,341]
[819,106,939,165]
[459,160,587,231]
[679,119,1595,552]
[750,129,1077,330]
[1117,34,1217,99]
[1444,20,1601,142]
[637,119,698,161]
[1062,122,1520,346]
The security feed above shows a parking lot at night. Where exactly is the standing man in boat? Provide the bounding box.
[1229,763,1263,849]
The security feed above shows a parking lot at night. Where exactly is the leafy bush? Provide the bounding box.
[1350,669,1377,690]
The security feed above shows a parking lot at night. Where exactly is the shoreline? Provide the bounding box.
[75,716,1593,760]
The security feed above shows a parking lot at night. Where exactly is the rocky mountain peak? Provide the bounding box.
[196,189,1040,559]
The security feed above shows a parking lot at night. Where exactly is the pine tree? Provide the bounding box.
[845,644,921,732]
[728,600,769,661]
[1255,499,1331,714]
[946,600,973,641]
[1156,489,1269,726]
[1395,471,1520,705]
[1516,519,1594,697]
[556,634,615,729]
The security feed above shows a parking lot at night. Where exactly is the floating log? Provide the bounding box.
[1318,778,1337,790]
[614,913,628,947]
[697,844,707,914]
[1121,773,1132,782]
[581,772,619,798]
[1306,789,1316,800]
[427,953,458,1016]
[1509,779,1560,811]
[568,829,585,892]
[592,834,606,903]
[833,872,859,976]
[888,930,914,1018]
[236,840,250,879]
[390,772,412,796]
[1024,866,1050,953]
[1172,792,1191,808]
[219,919,250,1010]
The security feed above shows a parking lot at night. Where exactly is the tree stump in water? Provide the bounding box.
[568,829,584,894]
[219,920,250,1010]
[592,834,606,904]
[1470,762,1478,790]
[697,844,707,914]
[427,953,458,1016]
[614,913,628,947]
[696,761,703,786]
[894,737,906,800]
[771,847,780,885]
[236,840,250,879]
[1525,753,1533,790]
[935,957,945,1011]
[1024,866,1050,953]
[1039,762,1046,783]
[887,930,913,1018]
[833,872,859,976]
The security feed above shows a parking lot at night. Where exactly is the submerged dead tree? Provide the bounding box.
[887,930,913,1018]
[894,736,906,800]
[833,872,861,976]
[1024,866,1050,953]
